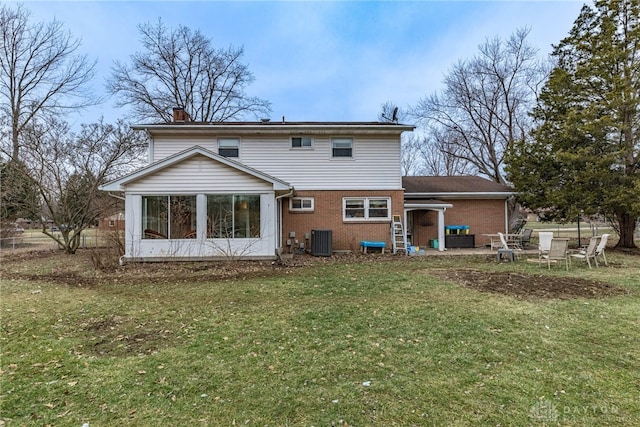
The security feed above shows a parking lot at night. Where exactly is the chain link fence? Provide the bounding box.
[0,229,118,254]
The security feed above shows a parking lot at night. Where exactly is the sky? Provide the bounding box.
[18,0,585,125]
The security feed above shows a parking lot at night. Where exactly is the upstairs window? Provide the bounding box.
[332,138,352,158]
[291,136,313,148]
[218,138,239,158]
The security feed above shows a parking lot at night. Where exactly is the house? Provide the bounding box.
[98,213,125,231]
[100,109,414,261]
[100,109,516,261]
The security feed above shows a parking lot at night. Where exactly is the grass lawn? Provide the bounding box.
[1,250,639,426]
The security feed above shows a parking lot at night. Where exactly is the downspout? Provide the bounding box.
[108,192,125,201]
[504,199,509,233]
[275,187,295,251]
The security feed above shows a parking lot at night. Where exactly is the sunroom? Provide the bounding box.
[100,146,293,262]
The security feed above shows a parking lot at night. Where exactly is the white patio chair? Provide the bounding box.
[595,234,610,266]
[537,232,554,265]
[540,238,570,270]
[498,232,522,260]
[570,236,599,268]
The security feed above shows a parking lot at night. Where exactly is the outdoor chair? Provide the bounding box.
[540,238,570,270]
[570,236,599,268]
[595,234,610,266]
[519,228,533,248]
[499,232,521,250]
[537,232,554,255]
[498,232,522,260]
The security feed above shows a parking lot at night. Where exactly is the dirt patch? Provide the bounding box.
[2,249,631,300]
[78,315,174,357]
[429,268,629,300]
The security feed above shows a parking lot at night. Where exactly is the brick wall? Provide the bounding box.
[410,199,507,248]
[281,190,404,253]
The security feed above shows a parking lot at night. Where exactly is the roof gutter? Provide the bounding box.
[131,123,415,135]
[405,192,515,199]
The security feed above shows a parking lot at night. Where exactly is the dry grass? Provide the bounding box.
[1,249,639,426]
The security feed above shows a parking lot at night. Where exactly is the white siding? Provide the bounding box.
[153,137,217,161]
[127,154,272,193]
[152,136,402,190]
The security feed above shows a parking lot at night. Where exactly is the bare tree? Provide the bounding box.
[400,135,424,176]
[0,3,98,161]
[21,117,146,254]
[107,19,271,123]
[417,128,474,176]
[378,100,402,123]
[377,101,423,176]
[412,28,546,183]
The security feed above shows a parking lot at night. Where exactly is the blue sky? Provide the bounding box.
[20,0,584,124]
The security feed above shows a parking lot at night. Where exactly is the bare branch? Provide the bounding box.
[107,19,271,123]
[0,3,99,161]
[412,28,546,183]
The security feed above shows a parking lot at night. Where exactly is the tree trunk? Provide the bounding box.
[12,115,20,161]
[616,212,638,249]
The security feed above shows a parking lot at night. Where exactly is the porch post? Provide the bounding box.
[438,208,446,252]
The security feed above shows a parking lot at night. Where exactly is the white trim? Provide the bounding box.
[331,137,354,159]
[290,136,313,149]
[217,137,240,158]
[405,192,514,199]
[404,205,449,252]
[289,197,314,212]
[342,196,391,221]
[132,123,415,135]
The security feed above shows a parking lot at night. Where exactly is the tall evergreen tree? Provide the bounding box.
[507,0,640,248]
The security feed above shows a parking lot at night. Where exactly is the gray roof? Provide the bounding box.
[403,176,514,197]
[131,121,415,136]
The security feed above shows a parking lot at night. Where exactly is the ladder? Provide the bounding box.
[391,214,408,255]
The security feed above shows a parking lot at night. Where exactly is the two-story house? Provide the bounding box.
[100,109,415,261]
[101,109,517,262]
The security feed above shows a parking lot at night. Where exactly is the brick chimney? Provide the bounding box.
[172,107,190,123]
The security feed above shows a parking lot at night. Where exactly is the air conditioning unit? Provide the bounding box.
[311,229,332,257]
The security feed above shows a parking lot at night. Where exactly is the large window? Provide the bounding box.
[343,197,390,221]
[332,138,352,158]
[207,195,260,238]
[218,138,239,158]
[142,195,196,239]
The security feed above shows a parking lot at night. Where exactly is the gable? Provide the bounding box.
[100,146,292,192]
[127,154,273,193]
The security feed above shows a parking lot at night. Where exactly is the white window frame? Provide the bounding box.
[218,138,240,158]
[342,197,391,221]
[291,136,313,149]
[331,137,353,158]
[289,197,314,212]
